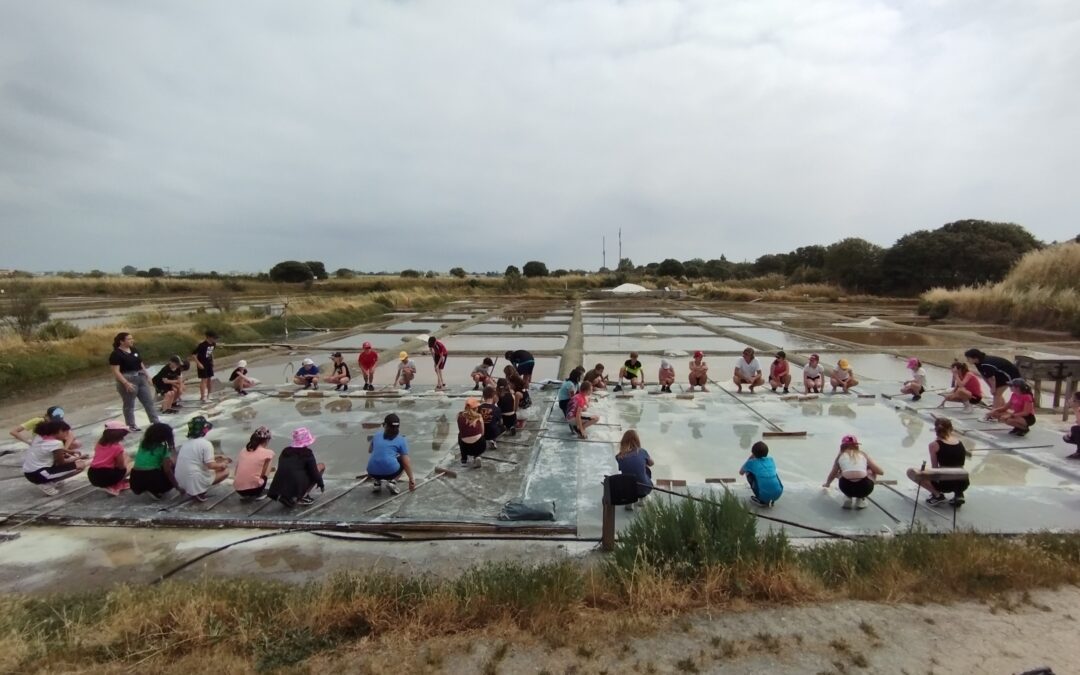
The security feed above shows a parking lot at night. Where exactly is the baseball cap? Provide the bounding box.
[399,351,409,361]
[841,434,859,447]
[694,351,704,358]
[237,359,247,368]
[104,420,128,431]
[838,359,850,369]
[384,413,401,427]
[302,358,314,366]
[362,341,372,349]
[46,406,65,420]
[330,352,342,358]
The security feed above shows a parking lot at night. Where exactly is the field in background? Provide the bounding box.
[922,242,1080,334]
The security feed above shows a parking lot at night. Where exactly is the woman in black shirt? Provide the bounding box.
[108,332,160,432]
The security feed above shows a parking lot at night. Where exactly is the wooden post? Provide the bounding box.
[601,476,615,552]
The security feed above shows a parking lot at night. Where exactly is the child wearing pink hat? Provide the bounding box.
[88,420,131,496]
[688,351,709,392]
[900,357,927,401]
[267,427,325,507]
[822,435,885,510]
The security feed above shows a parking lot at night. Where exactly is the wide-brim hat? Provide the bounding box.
[291,427,316,447]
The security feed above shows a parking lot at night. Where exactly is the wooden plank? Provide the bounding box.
[705,477,737,484]
[762,430,807,438]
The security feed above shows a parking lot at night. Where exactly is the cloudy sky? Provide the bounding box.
[1,0,1078,274]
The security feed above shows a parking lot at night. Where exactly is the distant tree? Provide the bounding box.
[656,258,685,277]
[121,265,137,276]
[617,258,635,272]
[682,259,704,278]
[147,267,165,278]
[304,261,328,280]
[425,270,437,278]
[334,268,356,279]
[881,220,1041,295]
[551,269,569,277]
[703,258,732,281]
[88,269,106,278]
[597,267,611,274]
[399,269,421,278]
[522,261,549,277]
[824,238,884,292]
[3,289,50,339]
[784,245,827,274]
[644,262,660,275]
[269,260,315,283]
[503,265,525,291]
[505,265,521,277]
[134,270,149,278]
[753,253,788,276]
[449,267,467,278]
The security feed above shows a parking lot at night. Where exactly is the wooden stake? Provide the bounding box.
[295,477,370,518]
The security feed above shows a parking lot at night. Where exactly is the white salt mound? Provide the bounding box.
[831,317,881,328]
[609,283,649,294]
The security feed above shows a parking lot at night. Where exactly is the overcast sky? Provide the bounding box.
[1,1,1078,274]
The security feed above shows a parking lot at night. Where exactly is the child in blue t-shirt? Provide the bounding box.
[739,441,783,507]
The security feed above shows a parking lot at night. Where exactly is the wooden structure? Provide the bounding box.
[1014,355,1080,420]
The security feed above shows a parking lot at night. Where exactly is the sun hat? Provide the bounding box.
[46,406,64,420]
[291,427,316,447]
[694,351,704,358]
[838,359,850,369]
[906,358,920,369]
[841,434,859,448]
[399,351,409,361]
[104,420,128,431]
[465,398,480,409]
[362,341,372,349]
[187,416,213,438]
[237,359,247,368]
[302,358,314,366]
[660,359,671,369]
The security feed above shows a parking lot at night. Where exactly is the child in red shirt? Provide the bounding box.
[357,342,379,391]
[987,378,1036,436]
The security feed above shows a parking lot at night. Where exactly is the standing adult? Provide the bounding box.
[964,348,1021,409]
[688,351,709,392]
[906,418,970,506]
[357,342,379,391]
[428,336,448,390]
[733,348,763,393]
[823,435,884,510]
[367,413,416,494]
[108,332,160,432]
[504,350,536,388]
[192,330,218,404]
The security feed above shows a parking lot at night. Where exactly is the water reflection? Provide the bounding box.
[828,404,856,419]
[295,401,323,417]
[733,423,757,449]
[433,414,450,451]
[326,399,353,414]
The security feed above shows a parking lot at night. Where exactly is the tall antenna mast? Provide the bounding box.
[602,236,606,270]
[618,228,622,265]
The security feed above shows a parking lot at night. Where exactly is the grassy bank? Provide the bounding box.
[2,495,1077,673]
[922,242,1080,334]
[0,291,449,400]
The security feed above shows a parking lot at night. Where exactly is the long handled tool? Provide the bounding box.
[909,461,926,529]
[362,467,457,514]
[879,479,951,524]
[295,475,369,518]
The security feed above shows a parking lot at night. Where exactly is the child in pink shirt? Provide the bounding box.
[234,427,275,499]
[88,420,131,495]
[987,378,1036,437]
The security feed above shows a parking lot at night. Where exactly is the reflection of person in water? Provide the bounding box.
[828,404,856,419]
[688,418,705,440]
[733,423,757,449]
[801,400,824,417]
[434,414,450,446]
[900,413,924,448]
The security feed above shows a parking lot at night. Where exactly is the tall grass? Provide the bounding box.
[923,242,1080,334]
[1,500,1078,671]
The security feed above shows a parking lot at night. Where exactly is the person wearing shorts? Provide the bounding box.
[987,377,1037,436]
[22,420,88,496]
[566,381,598,438]
[939,361,983,411]
[823,435,884,510]
[471,358,496,390]
[901,358,928,401]
[619,352,645,391]
[327,352,351,392]
[192,331,218,403]
[357,342,379,391]
[505,350,536,387]
[497,377,520,436]
[152,355,189,413]
[367,414,416,494]
[965,348,1021,409]
[907,418,970,507]
[803,354,824,394]
[87,420,131,495]
[688,352,709,392]
[395,352,417,391]
[428,337,448,390]
[234,427,274,499]
[733,348,764,393]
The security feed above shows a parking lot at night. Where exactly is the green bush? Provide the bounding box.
[916,299,932,316]
[928,300,951,320]
[35,320,82,341]
[610,492,790,578]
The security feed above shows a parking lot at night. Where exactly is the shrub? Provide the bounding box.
[207,288,234,312]
[35,320,82,341]
[928,300,950,321]
[269,261,315,283]
[400,269,421,278]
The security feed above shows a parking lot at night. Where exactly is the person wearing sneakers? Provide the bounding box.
[803,354,825,393]
[901,358,927,401]
[1063,392,1080,460]
[367,413,416,494]
[939,361,983,411]
[739,441,783,507]
[615,430,653,511]
[558,368,583,415]
[583,363,609,391]
[395,352,417,390]
[688,352,709,392]
[427,336,448,390]
[293,359,320,389]
[357,342,379,391]
[152,356,188,413]
[327,352,351,391]
[505,350,536,388]
[87,421,131,496]
[457,398,487,468]
[233,427,274,500]
[192,330,218,403]
[823,435,884,509]
[471,357,496,390]
[657,360,676,393]
[733,348,764,393]
[964,348,1021,409]
[174,416,230,501]
[986,377,1036,436]
[22,420,89,496]
[497,377,520,436]
[268,427,326,507]
[830,359,859,393]
[108,332,160,432]
[618,352,645,391]
[768,351,792,394]
[229,360,258,396]
[566,381,599,438]
[906,418,970,507]
[9,405,70,446]
[129,423,178,499]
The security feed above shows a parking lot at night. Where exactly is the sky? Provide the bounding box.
[1,0,1078,274]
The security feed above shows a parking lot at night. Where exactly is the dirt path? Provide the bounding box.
[342,587,1078,674]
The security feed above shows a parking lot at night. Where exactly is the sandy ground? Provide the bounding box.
[339,587,1079,674]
